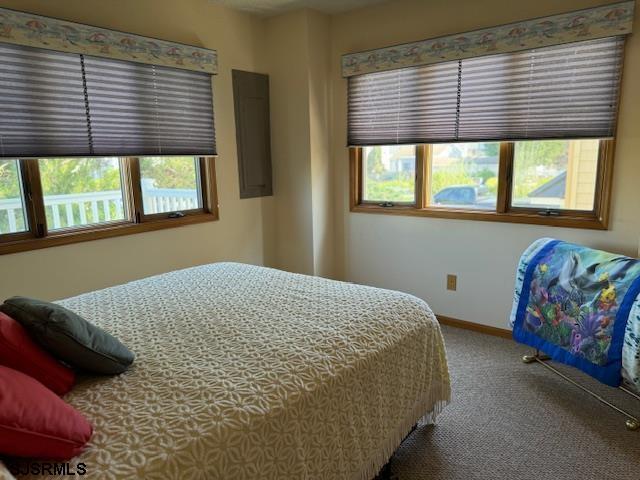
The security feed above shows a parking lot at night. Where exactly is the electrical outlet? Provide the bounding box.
[446,274,457,291]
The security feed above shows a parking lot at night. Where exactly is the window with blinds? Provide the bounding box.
[348,36,625,146]
[0,43,216,158]
[0,43,219,253]
[348,36,624,228]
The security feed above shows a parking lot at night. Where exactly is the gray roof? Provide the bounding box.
[528,171,566,198]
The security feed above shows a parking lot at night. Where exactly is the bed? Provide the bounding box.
[13,262,450,479]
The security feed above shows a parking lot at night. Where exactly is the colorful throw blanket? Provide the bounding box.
[510,238,640,389]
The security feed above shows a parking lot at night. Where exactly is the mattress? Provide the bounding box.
[14,263,451,479]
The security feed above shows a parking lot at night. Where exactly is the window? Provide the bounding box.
[0,160,28,235]
[511,140,600,211]
[430,143,499,210]
[0,156,217,253]
[362,145,416,204]
[139,157,202,216]
[350,139,612,228]
[39,158,127,231]
[347,36,623,229]
[0,42,218,254]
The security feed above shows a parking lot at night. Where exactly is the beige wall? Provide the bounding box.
[307,11,334,279]
[330,0,640,329]
[266,10,334,276]
[0,0,276,300]
[265,11,315,274]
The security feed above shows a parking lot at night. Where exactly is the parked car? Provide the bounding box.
[432,185,494,209]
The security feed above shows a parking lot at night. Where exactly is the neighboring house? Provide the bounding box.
[432,144,499,175]
[380,145,416,173]
[388,155,415,173]
[527,171,567,208]
[526,140,599,210]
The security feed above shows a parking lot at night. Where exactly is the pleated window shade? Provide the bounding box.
[0,43,216,158]
[0,43,89,157]
[348,36,625,146]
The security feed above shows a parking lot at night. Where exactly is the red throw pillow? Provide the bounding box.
[0,312,75,395]
[0,366,92,460]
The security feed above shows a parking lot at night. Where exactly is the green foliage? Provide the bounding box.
[513,140,568,200]
[513,175,554,200]
[485,177,498,194]
[140,156,198,189]
[476,168,495,183]
[39,158,121,195]
[0,160,26,233]
[480,143,499,157]
[365,148,384,178]
[365,172,414,202]
[431,164,475,195]
[0,160,21,199]
[515,140,568,169]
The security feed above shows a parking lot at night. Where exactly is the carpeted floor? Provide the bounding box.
[382,325,640,480]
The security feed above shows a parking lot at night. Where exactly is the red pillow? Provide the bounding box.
[0,366,92,460]
[0,312,75,395]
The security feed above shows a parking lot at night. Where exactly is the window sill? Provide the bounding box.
[0,211,219,256]
[350,204,608,230]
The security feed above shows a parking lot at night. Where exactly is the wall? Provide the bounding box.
[266,9,333,276]
[307,11,334,279]
[0,0,276,300]
[330,0,640,329]
[265,11,314,274]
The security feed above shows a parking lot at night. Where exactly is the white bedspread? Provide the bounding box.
[0,461,15,480]
[17,263,450,480]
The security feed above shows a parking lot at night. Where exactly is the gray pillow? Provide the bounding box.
[0,297,134,375]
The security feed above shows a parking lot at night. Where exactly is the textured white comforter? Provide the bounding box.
[17,263,450,480]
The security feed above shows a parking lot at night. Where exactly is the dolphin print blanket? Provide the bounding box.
[510,238,640,391]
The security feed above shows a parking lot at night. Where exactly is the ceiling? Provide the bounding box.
[210,0,390,16]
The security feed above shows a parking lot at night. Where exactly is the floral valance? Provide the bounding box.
[0,7,217,74]
[342,1,634,77]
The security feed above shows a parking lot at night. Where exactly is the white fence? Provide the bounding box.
[0,196,27,233]
[142,187,199,216]
[0,185,199,234]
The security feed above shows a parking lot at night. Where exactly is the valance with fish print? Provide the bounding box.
[0,7,217,74]
[342,1,634,77]
[510,238,640,391]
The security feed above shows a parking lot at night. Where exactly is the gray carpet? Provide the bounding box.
[383,325,640,480]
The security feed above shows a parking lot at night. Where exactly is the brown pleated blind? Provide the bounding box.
[0,44,90,157]
[83,56,216,156]
[348,36,625,146]
[0,43,216,158]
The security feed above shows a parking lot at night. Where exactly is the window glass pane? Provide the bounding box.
[39,158,126,231]
[139,157,201,215]
[0,160,28,234]
[511,140,600,211]
[362,145,415,203]
[430,142,499,210]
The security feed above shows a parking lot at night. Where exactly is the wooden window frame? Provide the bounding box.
[350,140,614,230]
[0,156,219,255]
